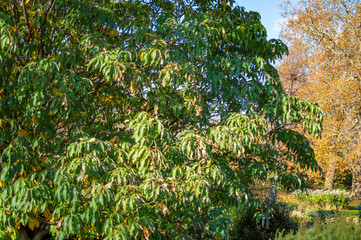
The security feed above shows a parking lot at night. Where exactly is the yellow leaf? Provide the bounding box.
[49,216,57,223]
[19,0,30,7]
[30,164,36,171]
[144,227,150,240]
[28,218,40,230]
[82,175,89,188]
[130,82,135,94]
[18,129,28,137]
[129,81,138,95]
[109,29,118,37]
[140,52,146,61]
[44,208,52,221]
[32,207,39,214]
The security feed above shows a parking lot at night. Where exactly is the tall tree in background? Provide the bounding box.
[0,0,322,239]
[279,0,361,194]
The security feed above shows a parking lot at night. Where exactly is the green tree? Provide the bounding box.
[0,0,322,239]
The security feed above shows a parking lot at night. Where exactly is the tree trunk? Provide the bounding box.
[33,227,50,240]
[18,225,50,240]
[325,158,336,190]
[18,226,31,240]
[352,156,361,198]
[268,173,279,203]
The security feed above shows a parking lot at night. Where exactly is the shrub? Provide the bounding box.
[293,189,351,209]
[229,201,298,240]
[274,214,361,240]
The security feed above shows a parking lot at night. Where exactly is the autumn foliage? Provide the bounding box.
[279,0,361,193]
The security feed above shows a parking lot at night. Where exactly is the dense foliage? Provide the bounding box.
[293,189,351,210]
[229,201,298,240]
[0,0,322,239]
[0,231,10,240]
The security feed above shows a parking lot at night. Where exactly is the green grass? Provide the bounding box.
[338,200,361,217]
[274,214,361,240]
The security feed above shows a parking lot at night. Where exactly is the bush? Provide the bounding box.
[274,214,361,240]
[229,201,298,240]
[293,189,351,209]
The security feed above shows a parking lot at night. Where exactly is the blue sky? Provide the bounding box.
[235,0,285,39]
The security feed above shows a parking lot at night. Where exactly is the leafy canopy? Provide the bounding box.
[0,0,322,239]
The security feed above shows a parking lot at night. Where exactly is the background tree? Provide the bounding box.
[279,0,361,193]
[0,0,322,239]
[278,42,350,190]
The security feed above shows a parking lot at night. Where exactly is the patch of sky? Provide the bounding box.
[235,0,291,40]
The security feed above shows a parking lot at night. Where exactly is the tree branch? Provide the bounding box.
[38,0,56,58]
[22,0,33,43]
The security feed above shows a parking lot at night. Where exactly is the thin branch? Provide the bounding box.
[22,0,33,43]
[10,0,20,25]
[38,0,56,58]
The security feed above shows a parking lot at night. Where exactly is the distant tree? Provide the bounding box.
[278,42,350,190]
[0,0,322,239]
[279,0,361,194]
